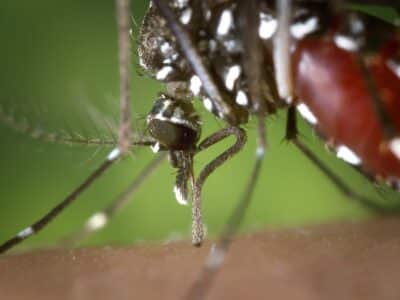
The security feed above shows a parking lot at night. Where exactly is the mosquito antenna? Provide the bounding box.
[0,104,118,147]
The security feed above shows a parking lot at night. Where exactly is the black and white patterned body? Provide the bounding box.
[147,93,201,151]
[139,0,330,206]
[139,0,293,125]
[146,94,200,205]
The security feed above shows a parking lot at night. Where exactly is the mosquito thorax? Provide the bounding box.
[146,94,201,152]
[140,0,289,125]
[138,0,335,126]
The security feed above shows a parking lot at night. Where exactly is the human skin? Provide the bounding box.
[1,217,400,300]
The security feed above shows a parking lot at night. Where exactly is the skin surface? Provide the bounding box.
[1,217,400,300]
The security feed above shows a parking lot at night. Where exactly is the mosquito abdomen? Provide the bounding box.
[293,35,400,182]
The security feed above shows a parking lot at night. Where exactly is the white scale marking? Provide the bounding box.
[334,16,364,52]
[163,58,172,64]
[151,112,198,131]
[151,142,161,153]
[225,65,241,90]
[205,9,211,21]
[160,42,172,55]
[334,35,359,52]
[203,98,214,112]
[336,145,362,165]
[217,9,233,36]
[180,8,192,25]
[17,227,34,239]
[86,212,108,231]
[170,116,192,127]
[156,66,174,80]
[107,148,121,161]
[297,103,318,125]
[174,185,188,206]
[256,146,265,158]
[235,90,248,106]
[387,59,400,79]
[259,12,277,39]
[389,138,400,160]
[190,75,202,95]
[291,17,318,39]
[174,0,188,9]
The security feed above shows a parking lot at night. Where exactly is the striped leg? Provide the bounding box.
[61,153,166,246]
[286,106,400,213]
[0,0,137,254]
[0,148,121,254]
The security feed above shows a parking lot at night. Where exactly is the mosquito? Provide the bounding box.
[0,1,399,300]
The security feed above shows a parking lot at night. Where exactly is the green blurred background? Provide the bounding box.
[0,0,398,251]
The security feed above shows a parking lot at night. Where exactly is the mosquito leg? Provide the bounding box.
[0,143,154,253]
[190,126,247,247]
[60,152,167,246]
[185,119,266,300]
[216,119,265,246]
[273,0,293,103]
[116,0,132,153]
[0,148,125,254]
[0,0,142,254]
[286,106,400,213]
[238,0,265,113]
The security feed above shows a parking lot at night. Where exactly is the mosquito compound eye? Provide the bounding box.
[146,94,201,151]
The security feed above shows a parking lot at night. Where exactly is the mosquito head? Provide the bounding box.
[146,94,201,152]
